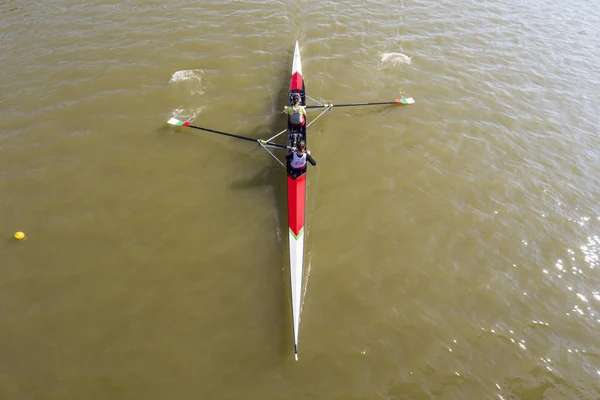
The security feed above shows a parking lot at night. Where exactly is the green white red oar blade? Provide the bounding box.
[394,97,415,104]
[167,117,191,127]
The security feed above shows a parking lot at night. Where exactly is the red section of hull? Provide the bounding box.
[287,174,306,236]
[290,72,303,91]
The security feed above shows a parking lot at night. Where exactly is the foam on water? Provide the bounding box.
[169,69,204,84]
[168,70,205,121]
[169,69,205,95]
[171,107,202,123]
[380,51,412,67]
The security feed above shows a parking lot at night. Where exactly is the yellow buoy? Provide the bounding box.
[14,231,26,240]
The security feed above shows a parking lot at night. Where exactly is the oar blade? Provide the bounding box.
[394,97,415,104]
[167,117,190,127]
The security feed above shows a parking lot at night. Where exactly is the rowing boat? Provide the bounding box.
[286,41,306,361]
[165,41,415,361]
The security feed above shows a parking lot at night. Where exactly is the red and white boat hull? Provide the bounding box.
[286,41,306,361]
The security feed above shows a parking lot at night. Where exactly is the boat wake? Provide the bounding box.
[302,254,312,316]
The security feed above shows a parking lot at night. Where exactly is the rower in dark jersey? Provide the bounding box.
[286,140,316,170]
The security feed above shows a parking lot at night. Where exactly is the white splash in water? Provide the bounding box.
[169,69,205,95]
[380,52,412,67]
[169,69,204,84]
[171,107,202,123]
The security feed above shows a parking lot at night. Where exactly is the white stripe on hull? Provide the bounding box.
[292,41,302,76]
[289,229,304,360]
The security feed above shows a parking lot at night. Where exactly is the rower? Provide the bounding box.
[286,140,316,170]
[283,93,307,127]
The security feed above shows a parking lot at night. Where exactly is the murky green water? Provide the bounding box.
[1,0,599,398]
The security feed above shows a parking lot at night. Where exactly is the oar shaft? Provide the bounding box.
[186,124,255,143]
[306,101,397,108]
[185,124,288,149]
[306,101,396,109]
[305,98,414,109]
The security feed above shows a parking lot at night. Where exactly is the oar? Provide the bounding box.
[305,97,415,109]
[167,118,289,150]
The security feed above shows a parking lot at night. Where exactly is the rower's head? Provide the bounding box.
[293,93,301,105]
[297,140,306,151]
